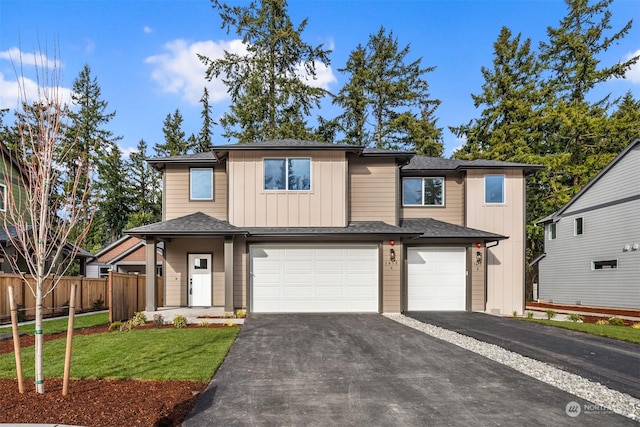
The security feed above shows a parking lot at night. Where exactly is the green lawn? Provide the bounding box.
[0,326,239,381]
[522,319,640,344]
[0,312,109,335]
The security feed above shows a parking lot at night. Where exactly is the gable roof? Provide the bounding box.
[126,212,246,237]
[399,218,507,241]
[537,138,640,225]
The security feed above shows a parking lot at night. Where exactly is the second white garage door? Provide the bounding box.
[251,245,379,313]
[407,247,466,311]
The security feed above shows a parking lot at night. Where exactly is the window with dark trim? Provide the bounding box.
[190,168,213,200]
[574,217,584,236]
[402,177,444,206]
[548,223,557,240]
[485,174,505,204]
[0,183,6,212]
[592,260,617,270]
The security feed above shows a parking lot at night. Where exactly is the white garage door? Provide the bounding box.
[407,248,466,311]
[251,245,379,313]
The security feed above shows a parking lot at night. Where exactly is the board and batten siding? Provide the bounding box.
[164,165,227,221]
[164,238,225,307]
[228,150,347,227]
[470,247,486,311]
[233,236,248,309]
[349,157,397,225]
[400,173,465,225]
[538,144,640,309]
[466,169,525,315]
[382,241,401,312]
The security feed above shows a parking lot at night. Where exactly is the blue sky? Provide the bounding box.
[1,0,639,158]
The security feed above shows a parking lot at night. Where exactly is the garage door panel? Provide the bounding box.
[408,248,466,311]
[252,245,378,313]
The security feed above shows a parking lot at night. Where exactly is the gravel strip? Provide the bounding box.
[384,313,640,422]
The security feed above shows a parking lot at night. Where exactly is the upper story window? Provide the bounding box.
[485,174,505,204]
[403,177,444,206]
[190,168,213,200]
[0,183,5,211]
[264,158,311,191]
[548,223,557,240]
[574,217,584,236]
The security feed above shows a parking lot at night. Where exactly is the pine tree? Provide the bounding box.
[199,0,331,142]
[154,109,193,156]
[334,27,443,153]
[196,88,214,152]
[606,92,640,148]
[127,139,162,228]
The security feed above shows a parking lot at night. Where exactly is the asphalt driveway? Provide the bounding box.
[406,311,640,398]
[184,314,633,426]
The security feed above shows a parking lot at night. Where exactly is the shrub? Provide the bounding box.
[526,311,534,319]
[120,320,134,332]
[223,312,234,318]
[153,313,165,326]
[131,311,147,326]
[632,323,640,329]
[93,298,105,310]
[108,322,122,331]
[545,309,556,320]
[199,320,210,327]
[173,315,187,328]
[512,310,518,318]
[235,309,247,318]
[596,319,609,325]
[225,321,235,327]
[608,317,625,327]
[567,313,582,323]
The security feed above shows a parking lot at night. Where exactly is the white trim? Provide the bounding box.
[548,223,557,240]
[189,168,214,200]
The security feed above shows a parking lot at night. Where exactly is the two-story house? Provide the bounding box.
[536,139,640,309]
[127,139,541,315]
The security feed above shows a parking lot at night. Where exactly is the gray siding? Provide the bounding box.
[539,199,640,309]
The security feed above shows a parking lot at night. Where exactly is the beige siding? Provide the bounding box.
[228,151,347,227]
[164,165,227,221]
[382,241,401,312]
[470,248,486,311]
[349,157,397,224]
[164,238,225,307]
[466,170,525,315]
[233,236,248,309]
[401,173,465,225]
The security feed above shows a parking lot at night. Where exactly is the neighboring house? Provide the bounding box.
[86,235,164,278]
[537,139,640,309]
[127,140,541,315]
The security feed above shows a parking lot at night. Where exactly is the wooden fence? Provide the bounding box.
[108,272,163,322]
[0,274,108,323]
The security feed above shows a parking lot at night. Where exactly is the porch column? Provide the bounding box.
[224,236,234,312]
[145,237,158,311]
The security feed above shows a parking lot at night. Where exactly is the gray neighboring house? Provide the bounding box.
[537,138,640,309]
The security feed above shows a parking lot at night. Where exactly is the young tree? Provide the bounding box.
[334,27,443,154]
[199,0,331,142]
[1,50,93,394]
[195,87,215,152]
[154,109,193,156]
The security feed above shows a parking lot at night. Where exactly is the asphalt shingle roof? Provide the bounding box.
[214,139,362,150]
[247,221,419,236]
[399,218,507,240]
[126,212,245,236]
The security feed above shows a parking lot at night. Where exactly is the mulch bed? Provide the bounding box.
[526,302,640,326]
[0,323,231,426]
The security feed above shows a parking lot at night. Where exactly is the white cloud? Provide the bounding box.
[0,72,73,111]
[624,49,640,84]
[145,39,247,105]
[144,26,153,34]
[0,47,62,69]
[145,38,337,105]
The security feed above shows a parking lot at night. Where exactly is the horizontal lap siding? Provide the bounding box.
[349,158,397,224]
[164,165,227,221]
[401,173,465,225]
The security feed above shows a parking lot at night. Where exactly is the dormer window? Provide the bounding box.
[264,158,311,191]
[402,177,444,206]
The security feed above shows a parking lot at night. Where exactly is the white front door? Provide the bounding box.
[189,254,212,307]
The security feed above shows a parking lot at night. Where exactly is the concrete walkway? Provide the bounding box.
[184,314,634,426]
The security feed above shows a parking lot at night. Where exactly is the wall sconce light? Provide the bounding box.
[390,248,396,262]
[476,251,482,265]
[623,245,631,252]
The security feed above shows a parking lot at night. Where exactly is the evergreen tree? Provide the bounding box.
[606,92,640,148]
[154,109,193,156]
[196,87,214,152]
[199,0,331,142]
[334,27,443,154]
[126,139,162,228]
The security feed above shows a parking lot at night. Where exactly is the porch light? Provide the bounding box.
[390,240,395,246]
